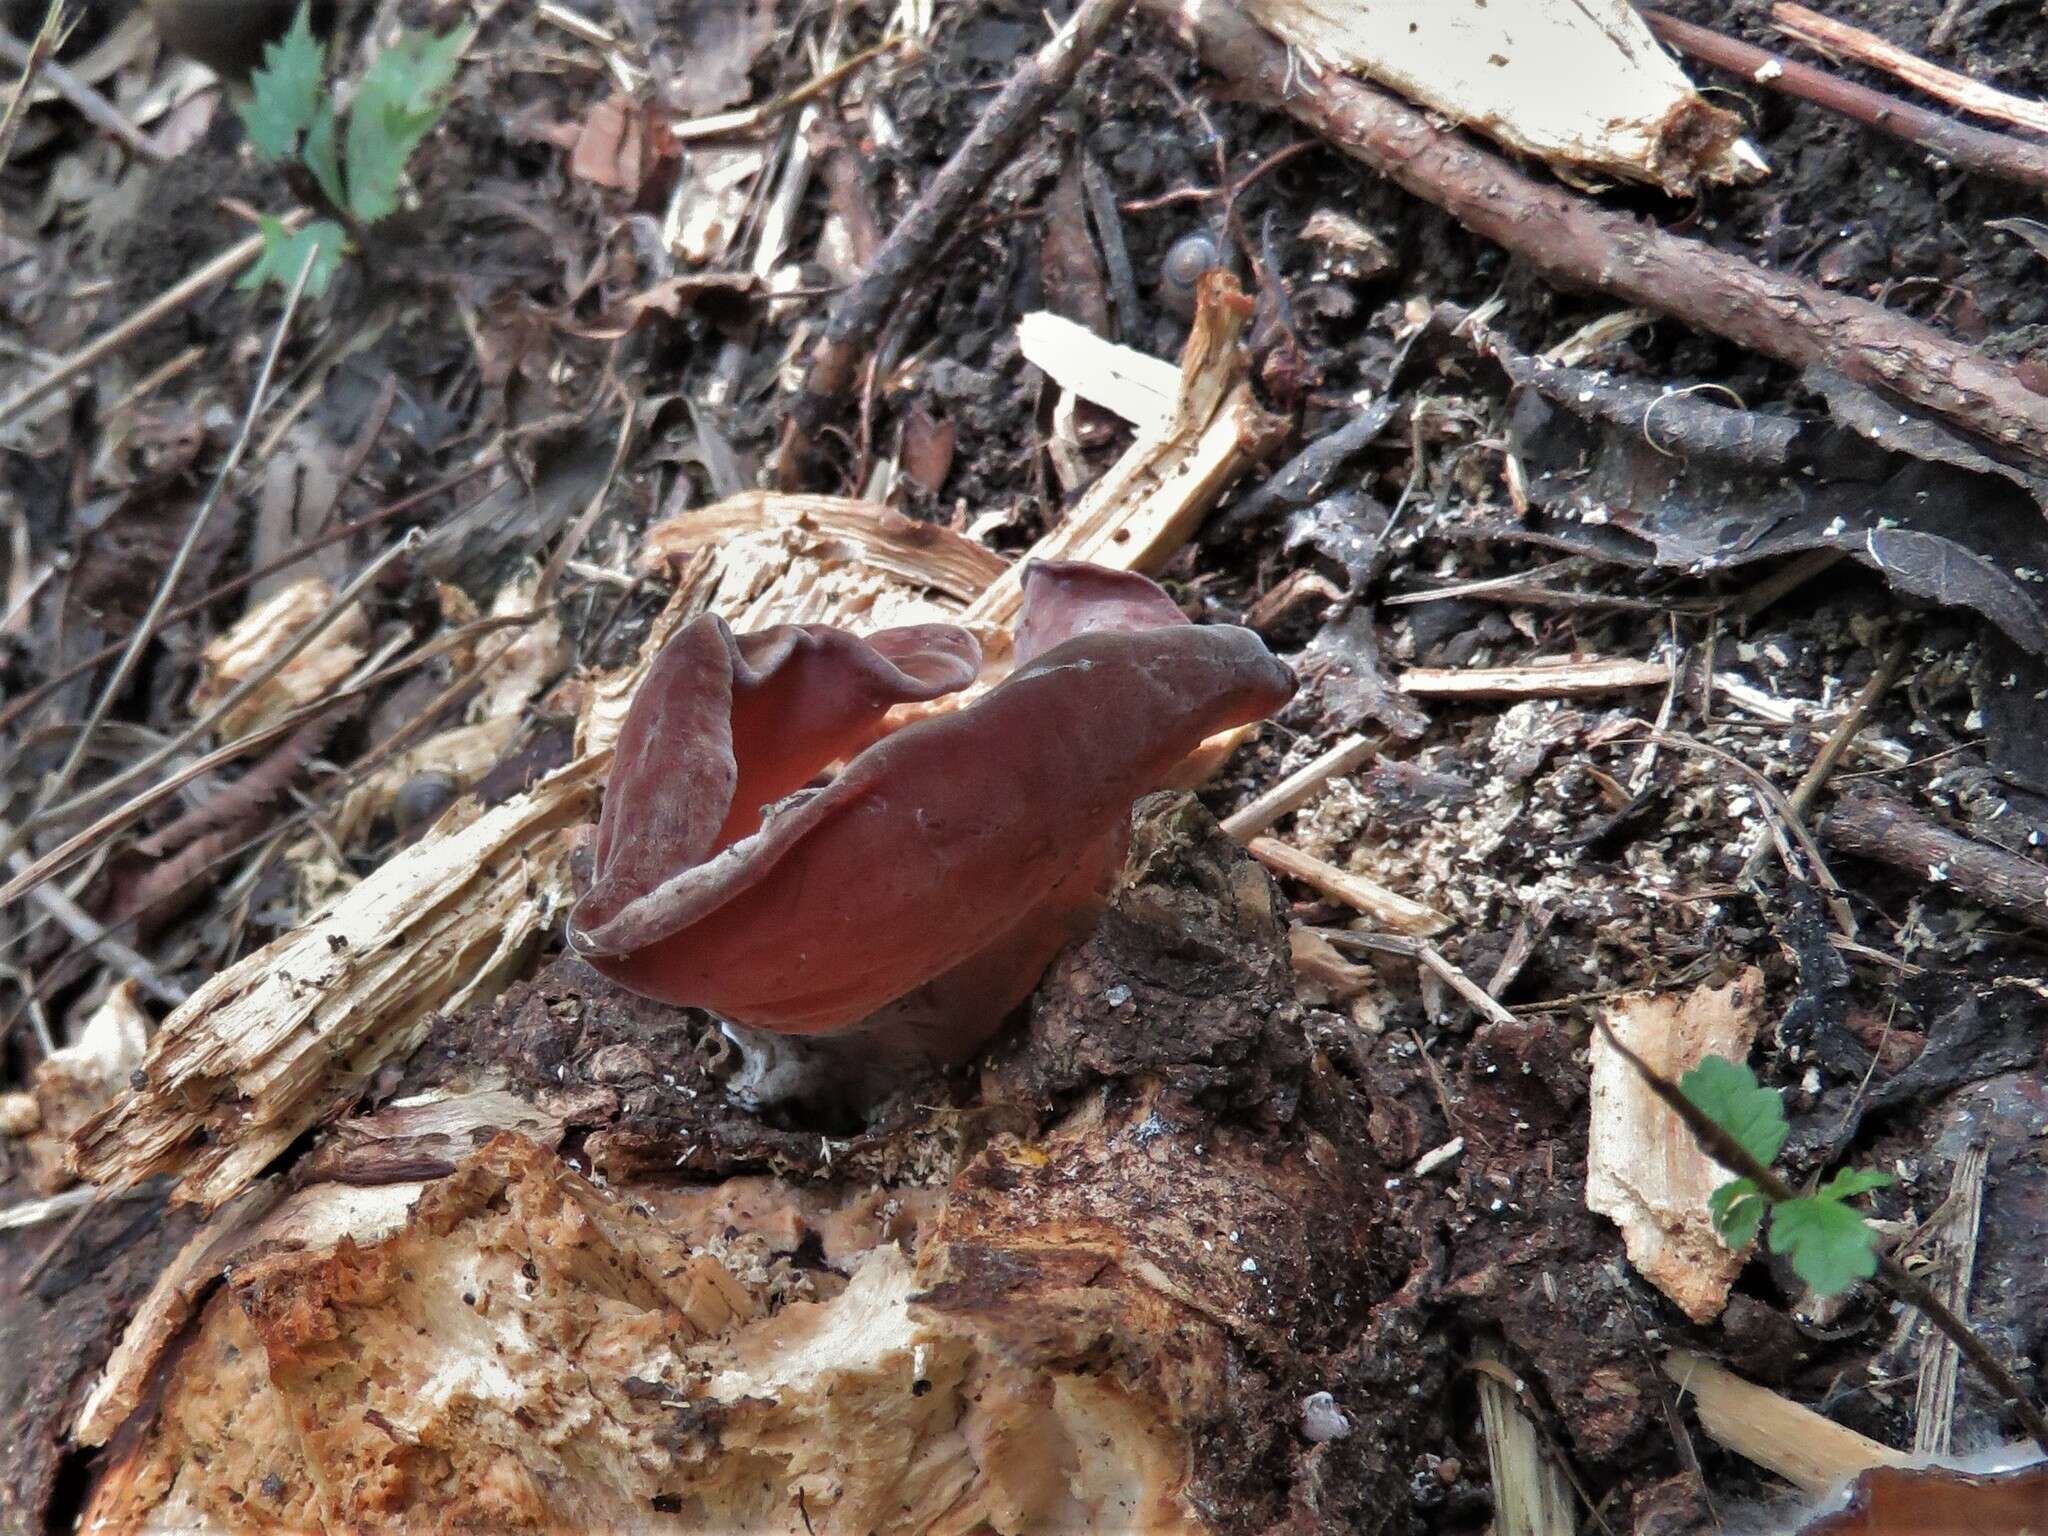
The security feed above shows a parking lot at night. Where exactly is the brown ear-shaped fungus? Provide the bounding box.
[570,560,1295,1066]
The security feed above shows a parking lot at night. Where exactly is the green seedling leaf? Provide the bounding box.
[240,216,347,298]
[1680,1054,1788,1169]
[343,22,471,222]
[303,100,346,211]
[1708,1176,1768,1250]
[238,2,325,160]
[1769,1190,1883,1296]
[1815,1166,1894,1202]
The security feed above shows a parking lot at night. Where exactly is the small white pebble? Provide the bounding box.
[1301,1392,1352,1443]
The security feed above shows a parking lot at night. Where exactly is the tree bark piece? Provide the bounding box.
[1587,970,1765,1323]
[1239,0,1756,193]
[1138,0,2048,467]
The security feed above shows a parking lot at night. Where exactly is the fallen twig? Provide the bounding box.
[1738,636,1909,882]
[0,463,494,736]
[1823,790,2048,934]
[1247,836,1451,937]
[0,3,64,174]
[775,0,1134,486]
[0,220,299,435]
[1642,11,2048,195]
[0,24,167,165]
[0,613,542,911]
[5,243,319,867]
[1771,1,2048,140]
[1329,929,1517,1025]
[1398,657,1672,699]
[32,531,419,834]
[1139,0,2048,466]
[1222,733,1375,840]
[0,819,186,1008]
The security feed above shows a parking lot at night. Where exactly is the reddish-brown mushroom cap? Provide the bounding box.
[570,561,1295,1051]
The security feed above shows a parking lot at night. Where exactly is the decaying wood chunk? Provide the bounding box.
[1662,1349,1908,1495]
[1586,968,1766,1323]
[188,576,368,737]
[77,1120,1322,1533]
[69,763,599,1209]
[1236,0,1760,194]
[78,800,1407,1533]
[963,273,1287,642]
[640,491,1009,609]
[1,979,149,1193]
[1017,310,1182,430]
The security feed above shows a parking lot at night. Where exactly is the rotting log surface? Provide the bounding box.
[0,1186,201,1535]
[1140,0,2048,467]
[67,798,1459,1533]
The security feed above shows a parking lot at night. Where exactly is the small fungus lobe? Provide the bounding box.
[570,561,1294,1063]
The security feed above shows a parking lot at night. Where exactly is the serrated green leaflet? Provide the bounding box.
[343,22,471,222]
[1769,1190,1883,1296]
[238,3,325,160]
[239,217,347,298]
[1815,1166,1893,1202]
[1679,1054,1788,1168]
[1707,1177,1767,1249]
[304,101,346,211]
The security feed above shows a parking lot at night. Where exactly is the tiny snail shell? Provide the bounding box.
[393,770,461,832]
[1159,229,1226,318]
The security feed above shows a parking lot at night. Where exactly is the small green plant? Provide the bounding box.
[1681,1054,1894,1296]
[236,3,470,295]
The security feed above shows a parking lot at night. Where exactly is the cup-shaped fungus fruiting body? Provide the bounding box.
[569,561,1295,1082]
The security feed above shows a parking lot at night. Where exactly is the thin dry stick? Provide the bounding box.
[1643,10,2048,194]
[1772,1,2048,139]
[0,462,495,735]
[536,400,635,605]
[1221,733,1374,840]
[1331,929,1520,1028]
[1591,1015,2048,1459]
[0,612,544,909]
[0,0,66,174]
[0,221,297,433]
[0,24,167,164]
[5,245,321,870]
[0,819,185,1007]
[1247,835,1452,936]
[1739,636,1909,883]
[671,35,906,141]
[32,530,422,831]
[777,0,1135,485]
[1628,724,1857,936]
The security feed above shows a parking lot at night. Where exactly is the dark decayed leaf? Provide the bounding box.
[1479,328,2048,656]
